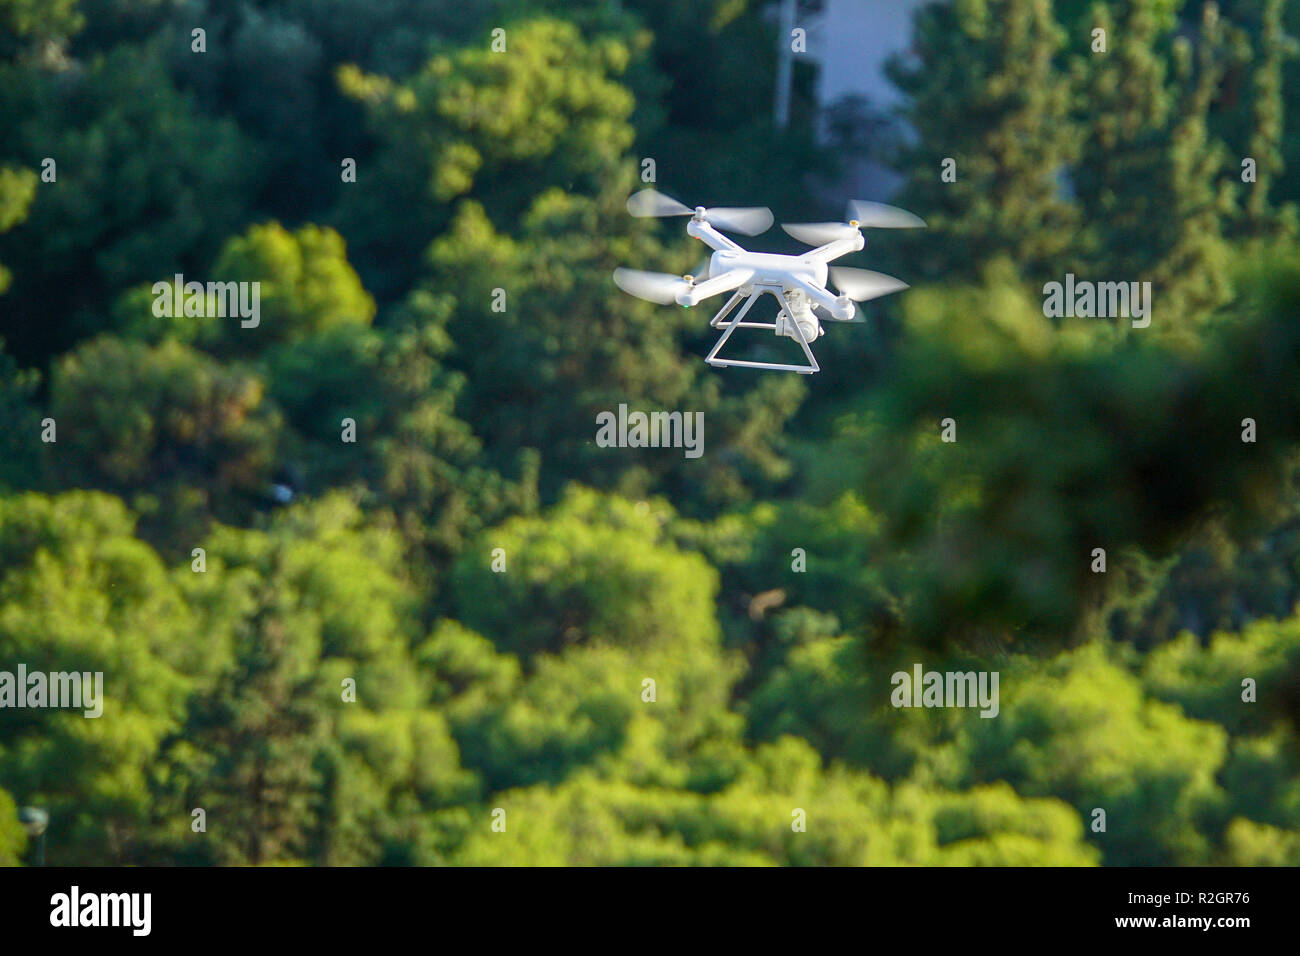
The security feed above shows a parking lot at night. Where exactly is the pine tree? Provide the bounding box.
[1239,0,1297,238]
[1070,2,1169,274]
[887,0,1082,282]
[1154,3,1236,323]
[1072,2,1234,333]
[181,600,326,866]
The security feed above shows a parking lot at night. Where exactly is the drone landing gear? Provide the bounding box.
[704,285,819,374]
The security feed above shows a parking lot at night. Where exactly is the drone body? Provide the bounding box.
[614,189,925,373]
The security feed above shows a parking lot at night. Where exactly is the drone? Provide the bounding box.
[613,189,925,373]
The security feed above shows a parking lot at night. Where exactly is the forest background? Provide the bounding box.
[1,0,1299,866]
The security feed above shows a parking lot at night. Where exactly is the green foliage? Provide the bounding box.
[835,250,1300,644]
[114,222,378,352]
[953,645,1226,865]
[48,336,282,544]
[0,42,256,363]
[1,0,1299,869]
[0,0,82,52]
[163,494,477,865]
[343,16,803,506]
[452,488,721,661]
[335,17,639,295]
[612,0,829,213]
[422,189,805,507]
[1233,0,1298,239]
[211,223,376,351]
[0,165,35,295]
[444,738,1097,866]
[887,0,1082,282]
[0,491,197,864]
[1072,2,1236,332]
[262,318,514,565]
[0,786,25,865]
[0,342,43,490]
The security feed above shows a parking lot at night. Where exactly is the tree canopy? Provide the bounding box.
[1,0,1298,867]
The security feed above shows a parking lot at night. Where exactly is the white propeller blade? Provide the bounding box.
[701,206,774,236]
[846,200,926,229]
[626,189,773,235]
[830,267,910,302]
[781,221,861,245]
[627,189,692,218]
[783,203,924,246]
[613,268,692,305]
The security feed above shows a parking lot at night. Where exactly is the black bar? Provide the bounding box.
[0,865,1283,944]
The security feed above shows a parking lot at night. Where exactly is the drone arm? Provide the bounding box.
[800,232,865,265]
[788,275,855,321]
[678,269,753,307]
[686,218,744,252]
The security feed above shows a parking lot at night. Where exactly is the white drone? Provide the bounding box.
[613,189,925,373]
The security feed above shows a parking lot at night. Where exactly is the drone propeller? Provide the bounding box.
[848,200,927,229]
[782,222,860,245]
[627,189,774,236]
[612,268,694,305]
[829,266,910,303]
[782,201,926,246]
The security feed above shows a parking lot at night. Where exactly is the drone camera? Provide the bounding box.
[775,289,823,344]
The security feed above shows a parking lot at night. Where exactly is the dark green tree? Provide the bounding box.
[887,0,1082,282]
